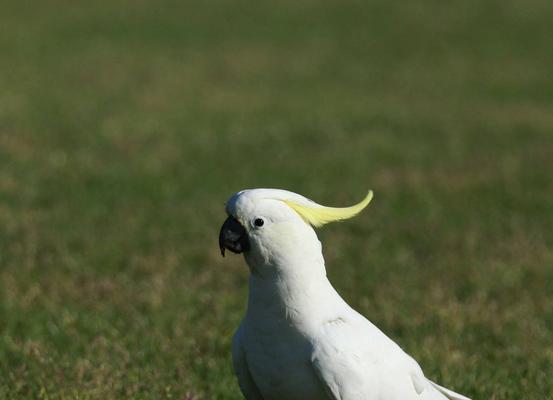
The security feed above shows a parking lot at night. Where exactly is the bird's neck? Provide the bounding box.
[245,255,338,328]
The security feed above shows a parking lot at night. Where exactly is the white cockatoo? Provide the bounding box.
[219,188,471,400]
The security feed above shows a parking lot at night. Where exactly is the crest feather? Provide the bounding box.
[283,190,373,227]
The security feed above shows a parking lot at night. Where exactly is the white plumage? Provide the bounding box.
[219,188,471,400]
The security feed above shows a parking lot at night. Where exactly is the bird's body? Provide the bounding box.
[219,189,470,400]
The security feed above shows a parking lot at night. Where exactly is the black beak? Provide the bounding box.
[219,216,250,257]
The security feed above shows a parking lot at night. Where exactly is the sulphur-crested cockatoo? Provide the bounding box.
[219,188,470,400]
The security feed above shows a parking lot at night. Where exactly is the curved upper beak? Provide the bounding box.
[219,216,250,257]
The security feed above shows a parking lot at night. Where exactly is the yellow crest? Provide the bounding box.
[283,190,373,227]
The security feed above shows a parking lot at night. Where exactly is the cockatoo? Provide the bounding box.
[219,188,471,400]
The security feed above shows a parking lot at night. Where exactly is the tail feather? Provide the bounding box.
[429,380,471,400]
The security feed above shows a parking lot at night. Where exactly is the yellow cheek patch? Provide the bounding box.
[283,190,373,228]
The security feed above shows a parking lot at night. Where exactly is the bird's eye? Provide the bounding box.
[253,218,265,228]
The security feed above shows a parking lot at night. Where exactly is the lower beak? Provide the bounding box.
[219,216,250,257]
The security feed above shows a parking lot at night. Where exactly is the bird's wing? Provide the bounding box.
[310,314,462,400]
[429,381,472,400]
[311,343,373,400]
[232,323,264,400]
[310,316,400,400]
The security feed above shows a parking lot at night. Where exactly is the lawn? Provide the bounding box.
[1,0,552,399]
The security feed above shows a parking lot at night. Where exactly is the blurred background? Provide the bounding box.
[1,0,552,398]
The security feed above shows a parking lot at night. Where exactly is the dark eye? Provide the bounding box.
[253,218,264,227]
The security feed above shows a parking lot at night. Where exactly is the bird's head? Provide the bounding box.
[219,188,373,275]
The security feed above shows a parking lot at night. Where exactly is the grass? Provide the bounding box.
[0,0,552,398]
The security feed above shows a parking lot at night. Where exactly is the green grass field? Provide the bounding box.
[1,1,552,398]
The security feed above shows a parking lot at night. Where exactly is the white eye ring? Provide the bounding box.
[251,217,265,228]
